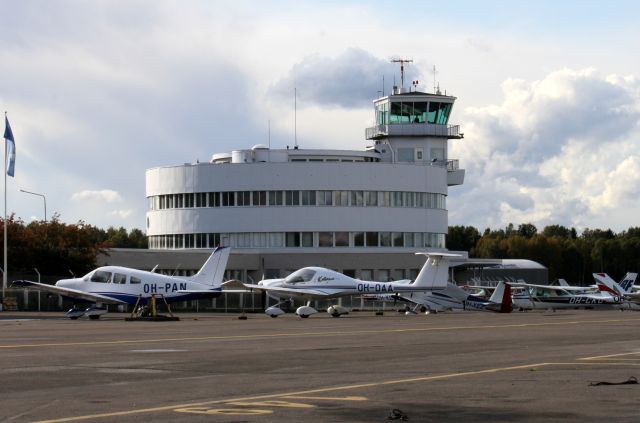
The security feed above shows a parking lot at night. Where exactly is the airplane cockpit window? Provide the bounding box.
[91,271,112,283]
[130,276,141,284]
[284,269,316,284]
[113,273,127,284]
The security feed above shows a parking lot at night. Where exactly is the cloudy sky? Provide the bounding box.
[1,0,639,232]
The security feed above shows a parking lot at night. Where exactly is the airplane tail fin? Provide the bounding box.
[619,272,638,293]
[488,281,512,313]
[412,253,460,290]
[188,247,230,287]
[593,272,624,297]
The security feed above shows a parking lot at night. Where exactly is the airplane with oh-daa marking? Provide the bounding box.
[242,252,458,318]
[12,246,239,319]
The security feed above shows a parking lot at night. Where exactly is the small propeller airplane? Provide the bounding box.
[396,281,512,314]
[12,246,234,319]
[510,277,624,311]
[242,252,458,318]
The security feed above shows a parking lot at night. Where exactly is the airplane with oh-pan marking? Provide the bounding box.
[242,252,458,318]
[12,246,238,319]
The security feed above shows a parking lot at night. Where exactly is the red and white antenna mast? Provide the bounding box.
[391,58,413,89]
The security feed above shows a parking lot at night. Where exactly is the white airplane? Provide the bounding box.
[243,252,458,318]
[593,272,639,310]
[511,278,624,311]
[397,281,513,314]
[12,246,233,319]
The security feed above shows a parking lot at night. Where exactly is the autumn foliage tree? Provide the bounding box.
[0,214,147,277]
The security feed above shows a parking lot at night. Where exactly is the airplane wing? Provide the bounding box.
[11,280,127,305]
[242,283,329,297]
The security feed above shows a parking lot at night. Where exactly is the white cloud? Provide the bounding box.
[109,209,133,219]
[71,190,123,203]
[450,68,640,231]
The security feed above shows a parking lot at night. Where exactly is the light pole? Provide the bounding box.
[19,189,47,222]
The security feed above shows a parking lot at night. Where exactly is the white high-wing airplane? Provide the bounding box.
[243,252,458,318]
[511,278,623,311]
[397,281,512,314]
[12,246,232,319]
[593,272,639,310]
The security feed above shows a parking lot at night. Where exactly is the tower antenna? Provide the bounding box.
[391,58,413,89]
[433,65,437,94]
[294,87,298,149]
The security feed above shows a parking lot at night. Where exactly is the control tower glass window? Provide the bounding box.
[427,102,453,124]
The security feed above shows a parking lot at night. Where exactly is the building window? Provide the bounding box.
[253,233,266,248]
[398,148,415,162]
[366,232,379,247]
[285,190,299,206]
[317,191,332,206]
[334,191,349,206]
[209,233,220,248]
[269,232,284,247]
[335,232,349,247]
[208,192,219,207]
[360,269,373,281]
[365,191,377,206]
[379,192,390,207]
[196,193,207,207]
[236,191,251,206]
[253,191,267,206]
[392,232,403,247]
[414,232,423,248]
[185,193,195,208]
[380,232,391,247]
[351,191,364,206]
[353,232,365,247]
[404,232,414,248]
[318,232,333,247]
[237,233,251,248]
[222,192,234,207]
[286,232,301,247]
[159,196,166,209]
[301,190,316,206]
[301,232,313,247]
[269,191,283,206]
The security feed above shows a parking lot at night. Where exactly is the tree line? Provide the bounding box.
[1,214,147,277]
[448,223,640,284]
[2,215,637,284]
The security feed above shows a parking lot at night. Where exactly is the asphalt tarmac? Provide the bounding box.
[1,309,639,422]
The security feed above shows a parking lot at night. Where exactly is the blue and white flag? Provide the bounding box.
[4,115,15,177]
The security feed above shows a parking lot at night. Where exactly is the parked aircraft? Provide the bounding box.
[593,272,639,310]
[243,252,458,318]
[12,246,232,319]
[399,281,512,313]
[511,279,624,310]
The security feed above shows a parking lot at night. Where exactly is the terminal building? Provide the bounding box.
[141,83,466,282]
[103,76,547,288]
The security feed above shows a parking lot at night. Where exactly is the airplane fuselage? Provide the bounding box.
[57,265,222,305]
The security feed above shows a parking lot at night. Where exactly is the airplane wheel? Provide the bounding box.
[331,313,341,318]
[270,315,279,318]
[69,316,79,320]
[89,315,100,320]
[300,315,310,318]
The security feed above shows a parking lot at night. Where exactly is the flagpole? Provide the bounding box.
[3,111,7,300]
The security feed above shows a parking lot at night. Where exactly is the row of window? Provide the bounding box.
[148,231,446,250]
[148,190,446,211]
[375,101,452,125]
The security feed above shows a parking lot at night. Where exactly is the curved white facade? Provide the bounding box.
[144,88,465,281]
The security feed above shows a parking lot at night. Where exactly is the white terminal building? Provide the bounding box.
[142,85,465,283]
[103,78,546,287]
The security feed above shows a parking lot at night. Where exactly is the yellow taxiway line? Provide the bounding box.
[33,362,549,423]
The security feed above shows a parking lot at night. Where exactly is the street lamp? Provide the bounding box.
[19,189,47,222]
